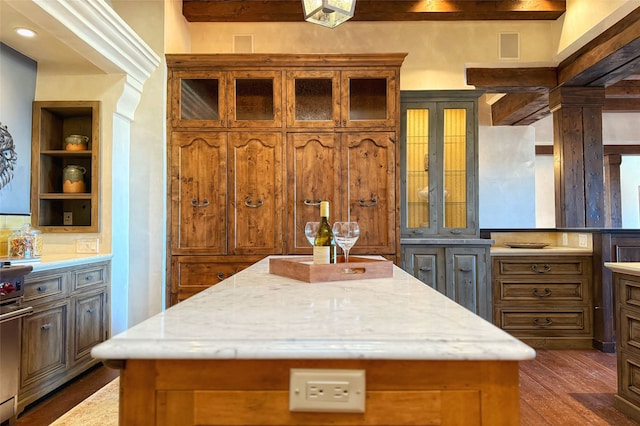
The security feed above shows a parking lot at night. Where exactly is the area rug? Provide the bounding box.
[50,377,119,425]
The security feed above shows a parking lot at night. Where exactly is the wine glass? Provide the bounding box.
[332,222,360,271]
[304,222,320,246]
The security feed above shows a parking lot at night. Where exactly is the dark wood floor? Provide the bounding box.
[9,350,640,425]
[12,363,119,426]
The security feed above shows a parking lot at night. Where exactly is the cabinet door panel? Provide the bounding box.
[73,290,107,362]
[446,247,489,319]
[288,133,341,253]
[171,132,227,254]
[229,132,283,254]
[21,301,69,387]
[343,132,396,254]
[286,71,340,128]
[404,249,446,294]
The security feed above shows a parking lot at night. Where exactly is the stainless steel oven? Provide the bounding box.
[0,263,33,425]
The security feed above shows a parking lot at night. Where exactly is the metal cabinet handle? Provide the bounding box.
[449,229,463,235]
[359,198,378,207]
[533,288,552,298]
[85,275,93,281]
[531,264,551,273]
[87,308,96,314]
[217,272,225,280]
[41,323,52,331]
[37,286,47,292]
[459,267,473,273]
[191,198,210,208]
[244,198,263,208]
[419,267,432,272]
[303,199,322,207]
[533,317,553,327]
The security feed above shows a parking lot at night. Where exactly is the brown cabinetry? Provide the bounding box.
[613,270,640,421]
[167,54,405,304]
[30,101,100,232]
[492,255,593,349]
[18,261,110,413]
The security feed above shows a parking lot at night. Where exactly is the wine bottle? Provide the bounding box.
[313,201,337,264]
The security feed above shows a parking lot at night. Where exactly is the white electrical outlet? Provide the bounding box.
[76,238,99,253]
[63,212,73,225]
[578,233,588,248]
[289,369,365,413]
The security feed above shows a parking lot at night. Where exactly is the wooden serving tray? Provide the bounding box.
[269,256,393,283]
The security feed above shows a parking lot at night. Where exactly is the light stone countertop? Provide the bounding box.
[491,246,592,256]
[604,262,640,276]
[7,253,113,272]
[91,256,535,362]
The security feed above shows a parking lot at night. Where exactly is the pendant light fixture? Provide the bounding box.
[302,0,356,28]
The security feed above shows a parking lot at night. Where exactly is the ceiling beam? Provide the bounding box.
[490,92,550,125]
[182,0,566,23]
[467,6,640,124]
[466,67,557,93]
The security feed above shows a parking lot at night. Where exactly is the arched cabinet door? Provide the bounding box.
[228,132,284,255]
[342,132,396,255]
[287,133,341,254]
[170,131,227,255]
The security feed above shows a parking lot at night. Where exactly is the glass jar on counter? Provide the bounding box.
[8,224,43,259]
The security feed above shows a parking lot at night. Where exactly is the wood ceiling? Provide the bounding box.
[182,1,640,125]
[182,1,566,22]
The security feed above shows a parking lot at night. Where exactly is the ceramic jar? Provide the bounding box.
[65,134,89,151]
[62,165,86,193]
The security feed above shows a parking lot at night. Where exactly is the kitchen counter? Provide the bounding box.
[92,256,533,425]
[490,246,592,255]
[3,253,112,272]
[604,262,640,275]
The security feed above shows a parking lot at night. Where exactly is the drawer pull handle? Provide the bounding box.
[459,267,473,273]
[531,264,551,273]
[359,198,378,208]
[41,323,52,331]
[191,198,210,208]
[303,199,322,207]
[37,286,47,292]
[419,267,432,272]
[87,308,95,314]
[533,317,553,327]
[217,272,225,280]
[244,198,263,208]
[85,275,93,281]
[533,288,552,298]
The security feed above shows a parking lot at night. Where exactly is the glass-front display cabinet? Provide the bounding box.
[400,91,480,238]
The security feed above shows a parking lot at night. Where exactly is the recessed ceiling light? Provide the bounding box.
[15,28,37,38]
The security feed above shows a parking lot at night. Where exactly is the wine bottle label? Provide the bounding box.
[313,246,330,264]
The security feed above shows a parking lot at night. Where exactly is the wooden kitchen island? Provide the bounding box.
[91,257,534,425]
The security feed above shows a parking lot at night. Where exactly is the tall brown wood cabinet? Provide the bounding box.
[166,54,406,305]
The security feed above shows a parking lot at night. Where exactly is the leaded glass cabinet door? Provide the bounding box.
[438,101,477,236]
[401,101,437,235]
[400,92,479,238]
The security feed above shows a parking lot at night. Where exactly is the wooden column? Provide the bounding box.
[549,87,605,228]
[604,153,623,228]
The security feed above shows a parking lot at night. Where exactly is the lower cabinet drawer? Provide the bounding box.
[618,349,640,407]
[170,256,263,304]
[495,307,591,335]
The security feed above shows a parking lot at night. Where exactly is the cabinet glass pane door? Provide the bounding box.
[235,79,274,120]
[406,108,430,229]
[295,78,333,121]
[349,78,387,120]
[180,79,220,121]
[443,108,467,229]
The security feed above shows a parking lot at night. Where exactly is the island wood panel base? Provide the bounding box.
[116,358,520,425]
